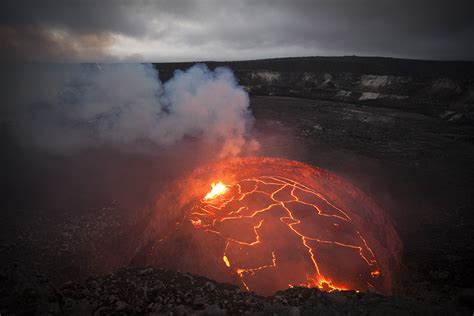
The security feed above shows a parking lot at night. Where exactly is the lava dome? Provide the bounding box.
[133,157,402,296]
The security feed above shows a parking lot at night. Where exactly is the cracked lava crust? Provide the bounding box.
[132,157,402,296]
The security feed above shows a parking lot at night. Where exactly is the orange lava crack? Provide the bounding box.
[190,175,381,293]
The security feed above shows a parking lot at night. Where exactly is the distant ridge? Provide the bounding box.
[153,56,474,80]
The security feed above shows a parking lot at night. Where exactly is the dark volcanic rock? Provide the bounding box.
[1,58,474,315]
[0,266,468,315]
[154,56,474,121]
[0,265,62,315]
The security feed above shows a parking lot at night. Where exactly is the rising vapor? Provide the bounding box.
[3,63,257,157]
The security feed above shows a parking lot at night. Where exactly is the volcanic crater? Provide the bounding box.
[133,157,402,296]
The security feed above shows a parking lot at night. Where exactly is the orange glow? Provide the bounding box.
[223,255,231,267]
[371,270,381,278]
[141,157,402,296]
[313,275,348,292]
[190,218,202,228]
[203,182,229,200]
[190,175,382,294]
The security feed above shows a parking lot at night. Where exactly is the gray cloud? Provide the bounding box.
[0,0,472,61]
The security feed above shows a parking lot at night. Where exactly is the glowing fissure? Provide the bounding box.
[190,175,381,293]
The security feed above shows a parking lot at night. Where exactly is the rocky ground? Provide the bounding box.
[155,56,474,122]
[2,265,470,315]
[1,57,474,314]
[250,96,474,308]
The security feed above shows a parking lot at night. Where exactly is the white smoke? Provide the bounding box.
[4,63,257,157]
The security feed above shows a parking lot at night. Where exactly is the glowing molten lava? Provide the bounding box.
[134,157,402,296]
[191,176,379,293]
[203,182,229,201]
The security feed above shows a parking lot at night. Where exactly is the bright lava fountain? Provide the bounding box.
[133,157,402,296]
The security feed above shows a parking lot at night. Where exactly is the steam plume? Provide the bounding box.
[4,63,257,157]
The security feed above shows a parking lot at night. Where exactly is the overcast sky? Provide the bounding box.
[1,0,473,62]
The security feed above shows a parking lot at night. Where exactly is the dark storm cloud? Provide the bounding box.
[0,0,472,61]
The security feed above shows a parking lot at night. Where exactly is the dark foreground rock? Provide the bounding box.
[1,265,470,315]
